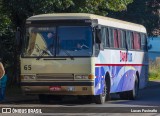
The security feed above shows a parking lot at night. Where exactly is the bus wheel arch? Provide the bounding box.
[94,71,111,104]
[128,71,139,100]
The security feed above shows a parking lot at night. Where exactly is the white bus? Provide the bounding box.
[18,13,148,104]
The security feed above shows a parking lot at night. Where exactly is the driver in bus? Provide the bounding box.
[76,42,89,50]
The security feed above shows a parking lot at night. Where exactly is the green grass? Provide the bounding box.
[149,61,160,81]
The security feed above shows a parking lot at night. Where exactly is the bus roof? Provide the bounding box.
[27,13,147,33]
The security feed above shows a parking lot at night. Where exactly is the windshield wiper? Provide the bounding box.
[36,44,53,60]
[36,49,53,60]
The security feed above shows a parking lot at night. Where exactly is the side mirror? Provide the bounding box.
[95,26,102,43]
[15,27,20,46]
[100,43,104,51]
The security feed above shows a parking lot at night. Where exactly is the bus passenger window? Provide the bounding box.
[108,28,113,48]
[106,28,110,47]
[117,30,121,48]
[101,27,110,48]
[113,29,118,48]
[133,32,141,50]
[120,30,126,49]
[126,31,133,50]
[141,34,147,51]
[101,27,107,47]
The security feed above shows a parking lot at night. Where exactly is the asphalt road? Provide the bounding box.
[0,80,160,115]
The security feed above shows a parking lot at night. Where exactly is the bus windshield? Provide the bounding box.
[23,26,93,57]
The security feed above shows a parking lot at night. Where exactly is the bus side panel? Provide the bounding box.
[121,67,138,92]
[94,49,148,95]
[94,50,126,95]
[94,66,126,94]
[94,66,106,95]
[110,66,127,93]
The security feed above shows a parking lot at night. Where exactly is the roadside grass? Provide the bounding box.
[149,61,160,81]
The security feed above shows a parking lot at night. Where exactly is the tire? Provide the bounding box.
[119,76,139,100]
[119,91,129,100]
[38,94,50,104]
[94,80,107,104]
[128,76,139,100]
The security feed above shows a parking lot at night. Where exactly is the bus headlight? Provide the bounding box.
[75,74,94,80]
[75,75,89,80]
[23,75,36,80]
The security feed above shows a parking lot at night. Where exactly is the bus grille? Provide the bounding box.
[36,74,74,80]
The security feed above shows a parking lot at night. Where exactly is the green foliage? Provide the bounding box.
[72,0,133,14]
[107,0,133,11]
[149,62,160,80]
[70,0,107,15]
[0,15,11,36]
[108,0,159,35]
[3,0,133,25]
[0,14,14,77]
[0,0,12,36]
[0,3,14,59]
[0,1,15,84]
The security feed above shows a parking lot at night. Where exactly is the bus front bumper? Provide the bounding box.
[21,81,94,95]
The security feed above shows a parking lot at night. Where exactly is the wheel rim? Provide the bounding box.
[102,81,107,97]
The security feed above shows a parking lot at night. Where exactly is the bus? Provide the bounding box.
[18,13,148,104]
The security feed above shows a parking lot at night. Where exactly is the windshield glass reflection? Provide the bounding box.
[23,26,92,57]
[57,26,92,56]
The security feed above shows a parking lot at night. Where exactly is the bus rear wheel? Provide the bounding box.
[119,76,139,100]
[128,76,139,100]
[94,81,107,104]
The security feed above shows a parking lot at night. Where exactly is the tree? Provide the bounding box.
[108,0,159,35]
[0,0,15,84]
[2,0,133,28]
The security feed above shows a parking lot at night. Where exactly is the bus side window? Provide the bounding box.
[126,31,133,50]
[117,29,121,48]
[101,27,107,48]
[141,33,147,51]
[131,32,134,50]
[120,30,126,49]
[133,32,141,50]
[101,27,110,48]
[113,29,118,48]
[106,27,110,47]
[108,28,114,48]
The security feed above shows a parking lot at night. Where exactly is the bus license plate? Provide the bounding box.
[67,86,75,91]
[49,86,61,91]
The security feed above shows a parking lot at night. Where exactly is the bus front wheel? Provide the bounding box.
[94,80,107,104]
